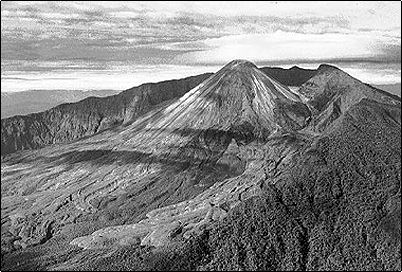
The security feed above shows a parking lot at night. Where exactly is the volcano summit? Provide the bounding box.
[1,60,401,271]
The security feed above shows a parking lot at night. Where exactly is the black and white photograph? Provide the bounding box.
[1,1,401,271]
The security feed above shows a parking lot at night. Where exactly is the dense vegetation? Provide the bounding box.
[1,62,400,271]
[83,100,401,271]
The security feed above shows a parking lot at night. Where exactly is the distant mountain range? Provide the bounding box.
[1,89,123,119]
[372,83,401,97]
[1,61,400,271]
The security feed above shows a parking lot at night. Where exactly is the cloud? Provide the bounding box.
[0,63,221,92]
[171,31,401,65]
[1,1,400,89]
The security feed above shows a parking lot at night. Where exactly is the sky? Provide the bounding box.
[1,1,401,92]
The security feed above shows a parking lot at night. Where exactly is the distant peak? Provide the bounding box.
[317,64,341,72]
[223,59,258,70]
[289,65,302,70]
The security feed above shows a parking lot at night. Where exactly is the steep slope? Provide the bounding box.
[120,60,311,147]
[1,65,313,156]
[1,60,310,254]
[2,63,399,158]
[298,64,400,132]
[62,65,400,271]
[1,73,212,156]
[1,60,400,271]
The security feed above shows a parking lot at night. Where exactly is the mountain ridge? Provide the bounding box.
[1,89,123,119]
[2,63,400,157]
[1,60,401,271]
[1,64,317,156]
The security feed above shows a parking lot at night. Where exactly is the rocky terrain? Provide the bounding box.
[0,73,212,155]
[0,66,316,157]
[1,60,400,271]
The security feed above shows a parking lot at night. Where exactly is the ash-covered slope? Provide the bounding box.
[123,60,311,147]
[0,64,313,157]
[1,73,212,156]
[0,60,310,252]
[1,60,401,271]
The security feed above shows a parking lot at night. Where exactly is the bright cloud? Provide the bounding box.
[1,1,400,92]
[173,31,400,64]
[0,64,221,93]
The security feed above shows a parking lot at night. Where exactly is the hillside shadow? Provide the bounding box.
[35,126,271,167]
[40,149,210,169]
[5,125,287,176]
[23,145,246,181]
[143,126,271,145]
